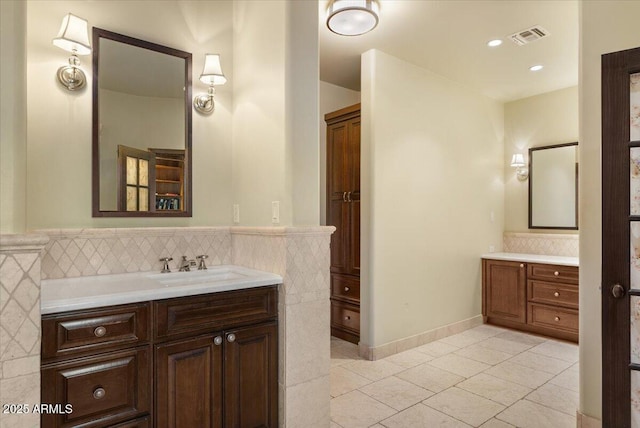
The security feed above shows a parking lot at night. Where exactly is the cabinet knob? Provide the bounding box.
[554,271,559,276]
[554,316,560,322]
[214,336,223,346]
[94,326,107,337]
[554,292,560,297]
[519,264,524,268]
[227,333,236,343]
[93,387,106,400]
[344,316,351,321]
[344,286,350,292]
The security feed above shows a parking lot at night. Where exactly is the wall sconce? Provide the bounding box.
[327,0,380,36]
[193,54,227,114]
[510,153,529,181]
[52,13,91,91]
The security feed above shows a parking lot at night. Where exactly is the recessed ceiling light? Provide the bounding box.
[487,39,502,47]
[529,65,544,72]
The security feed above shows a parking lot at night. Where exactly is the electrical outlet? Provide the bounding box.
[490,211,495,223]
[271,201,280,224]
[233,204,240,224]
[489,245,495,253]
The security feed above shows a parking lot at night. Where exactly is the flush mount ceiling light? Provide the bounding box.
[487,39,503,47]
[327,0,379,36]
[529,64,544,72]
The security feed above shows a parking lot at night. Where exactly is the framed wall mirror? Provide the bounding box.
[92,28,192,217]
[528,142,578,229]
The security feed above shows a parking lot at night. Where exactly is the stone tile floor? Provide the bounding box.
[330,324,578,428]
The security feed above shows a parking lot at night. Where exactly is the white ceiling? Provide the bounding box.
[319,0,578,102]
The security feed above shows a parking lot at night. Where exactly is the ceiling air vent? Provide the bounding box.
[509,26,549,46]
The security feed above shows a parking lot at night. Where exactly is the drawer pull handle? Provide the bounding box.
[554,292,560,297]
[94,326,107,337]
[520,264,524,268]
[344,286,350,292]
[344,316,351,320]
[554,271,559,276]
[93,387,106,400]
[227,333,236,343]
[214,336,223,346]
[554,316,560,322]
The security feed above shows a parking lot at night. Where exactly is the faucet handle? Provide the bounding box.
[159,257,173,273]
[196,255,208,270]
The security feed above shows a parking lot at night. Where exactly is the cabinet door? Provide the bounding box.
[155,335,223,428]
[224,322,278,428]
[483,260,526,324]
[327,120,351,274]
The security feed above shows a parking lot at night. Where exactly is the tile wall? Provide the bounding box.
[503,232,579,257]
[0,234,48,428]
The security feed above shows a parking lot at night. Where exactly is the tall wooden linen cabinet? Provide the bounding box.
[325,104,361,344]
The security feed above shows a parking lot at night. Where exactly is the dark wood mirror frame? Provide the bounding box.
[92,27,192,217]
[528,142,579,230]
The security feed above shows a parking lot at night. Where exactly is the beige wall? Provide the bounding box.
[232,0,319,227]
[1,0,27,233]
[319,81,361,225]
[24,1,234,229]
[360,49,504,347]
[504,86,578,232]
[579,0,640,421]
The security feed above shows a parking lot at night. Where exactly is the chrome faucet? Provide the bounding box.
[159,257,173,273]
[178,256,197,272]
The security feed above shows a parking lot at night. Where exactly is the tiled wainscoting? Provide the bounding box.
[503,232,579,257]
[0,226,334,428]
[0,234,48,428]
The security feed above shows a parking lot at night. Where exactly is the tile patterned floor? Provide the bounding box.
[330,324,579,428]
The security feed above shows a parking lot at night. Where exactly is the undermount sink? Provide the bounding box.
[147,267,248,286]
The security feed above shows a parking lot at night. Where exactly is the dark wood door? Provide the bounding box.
[223,322,278,428]
[155,335,223,428]
[602,46,640,428]
[482,260,526,324]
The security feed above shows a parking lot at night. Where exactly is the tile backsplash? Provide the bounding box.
[38,227,232,280]
[503,232,579,257]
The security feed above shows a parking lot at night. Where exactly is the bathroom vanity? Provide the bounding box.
[40,266,281,428]
[482,253,579,342]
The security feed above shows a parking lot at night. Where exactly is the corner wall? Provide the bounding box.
[504,86,579,233]
[360,49,504,348]
[580,0,640,422]
[0,0,27,233]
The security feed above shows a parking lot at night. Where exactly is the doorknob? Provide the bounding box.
[611,283,626,299]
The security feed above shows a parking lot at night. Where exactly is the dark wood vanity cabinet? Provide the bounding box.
[482,258,578,342]
[326,103,361,344]
[41,286,278,428]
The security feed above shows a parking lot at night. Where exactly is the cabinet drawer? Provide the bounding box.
[528,280,578,309]
[331,301,360,333]
[155,286,277,340]
[331,274,360,303]
[527,303,578,333]
[528,264,578,284]
[42,303,150,361]
[41,346,152,428]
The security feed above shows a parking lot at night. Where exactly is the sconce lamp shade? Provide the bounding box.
[52,13,91,55]
[199,54,227,86]
[510,153,526,168]
[327,0,379,36]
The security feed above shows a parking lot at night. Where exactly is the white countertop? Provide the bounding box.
[481,252,579,267]
[41,265,283,315]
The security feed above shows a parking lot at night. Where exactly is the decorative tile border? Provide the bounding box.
[503,232,579,257]
[37,227,232,279]
[0,234,48,428]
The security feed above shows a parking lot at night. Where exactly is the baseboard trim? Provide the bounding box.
[358,315,484,360]
[576,410,601,428]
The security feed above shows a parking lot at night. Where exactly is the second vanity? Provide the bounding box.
[482,253,579,342]
[40,265,282,428]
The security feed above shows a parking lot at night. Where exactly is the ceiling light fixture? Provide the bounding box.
[529,64,544,72]
[487,39,502,47]
[327,0,379,36]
